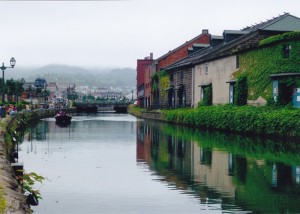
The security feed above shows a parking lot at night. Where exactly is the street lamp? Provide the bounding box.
[0,57,16,110]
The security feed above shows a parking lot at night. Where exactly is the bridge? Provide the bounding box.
[74,100,133,113]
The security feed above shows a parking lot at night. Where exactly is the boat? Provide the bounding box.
[55,111,72,124]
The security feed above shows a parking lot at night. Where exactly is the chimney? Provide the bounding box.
[202,29,209,34]
[150,53,153,60]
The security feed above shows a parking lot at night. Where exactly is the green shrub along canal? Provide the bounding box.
[129,105,300,139]
[16,113,300,213]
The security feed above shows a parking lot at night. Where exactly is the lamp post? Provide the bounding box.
[1,57,16,106]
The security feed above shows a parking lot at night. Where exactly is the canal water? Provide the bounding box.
[18,113,300,213]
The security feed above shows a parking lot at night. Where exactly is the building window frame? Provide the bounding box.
[283,44,291,58]
[205,63,208,75]
[170,74,174,81]
[236,55,240,69]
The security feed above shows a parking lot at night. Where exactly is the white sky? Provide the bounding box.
[0,0,300,69]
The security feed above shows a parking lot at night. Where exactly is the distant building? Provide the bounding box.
[47,82,58,101]
[136,53,154,107]
[97,90,123,99]
[56,83,76,98]
[34,78,47,89]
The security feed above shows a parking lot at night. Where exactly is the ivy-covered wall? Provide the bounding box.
[151,70,170,108]
[233,32,300,102]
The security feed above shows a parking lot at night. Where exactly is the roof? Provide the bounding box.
[211,35,223,40]
[165,13,300,71]
[224,30,249,35]
[242,13,300,32]
[155,30,209,62]
[164,46,212,71]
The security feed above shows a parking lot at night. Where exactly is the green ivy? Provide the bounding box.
[234,75,248,106]
[259,31,300,46]
[234,32,300,101]
[198,84,212,106]
[151,70,169,106]
[0,186,6,214]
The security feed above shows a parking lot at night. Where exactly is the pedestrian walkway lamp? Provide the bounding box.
[0,57,16,107]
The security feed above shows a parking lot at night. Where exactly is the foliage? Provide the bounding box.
[0,186,6,214]
[1,79,25,104]
[159,76,169,103]
[151,72,159,92]
[234,75,248,106]
[233,32,300,101]
[198,84,212,106]
[151,70,170,106]
[259,31,300,46]
[18,171,45,200]
[128,104,145,117]
[162,105,300,138]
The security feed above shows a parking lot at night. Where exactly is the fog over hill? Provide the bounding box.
[9,64,136,89]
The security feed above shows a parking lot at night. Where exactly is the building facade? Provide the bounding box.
[152,30,211,108]
[136,53,153,107]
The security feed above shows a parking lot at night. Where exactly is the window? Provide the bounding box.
[205,63,208,75]
[170,74,174,81]
[180,70,184,79]
[283,44,291,58]
[236,55,240,69]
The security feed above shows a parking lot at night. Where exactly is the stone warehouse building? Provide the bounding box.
[137,13,300,109]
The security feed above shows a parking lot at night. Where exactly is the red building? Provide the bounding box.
[155,29,210,72]
[152,29,211,108]
[136,53,153,107]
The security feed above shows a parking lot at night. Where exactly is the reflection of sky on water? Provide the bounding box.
[18,114,300,214]
[20,114,222,214]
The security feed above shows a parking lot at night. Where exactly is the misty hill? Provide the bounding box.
[10,64,136,89]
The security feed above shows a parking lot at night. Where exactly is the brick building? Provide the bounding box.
[155,29,211,72]
[164,13,300,108]
[136,53,154,107]
[153,29,212,108]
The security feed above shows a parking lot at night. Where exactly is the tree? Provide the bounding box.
[6,79,16,102]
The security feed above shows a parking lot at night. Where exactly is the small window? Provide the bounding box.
[170,74,174,81]
[205,63,208,75]
[180,70,184,79]
[236,55,240,69]
[283,44,291,58]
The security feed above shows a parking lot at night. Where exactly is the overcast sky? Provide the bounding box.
[0,0,300,70]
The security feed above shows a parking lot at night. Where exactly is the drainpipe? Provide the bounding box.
[191,67,195,108]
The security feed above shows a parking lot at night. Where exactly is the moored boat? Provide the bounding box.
[55,111,72,124]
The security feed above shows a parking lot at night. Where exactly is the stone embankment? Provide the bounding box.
[0,108,75,213]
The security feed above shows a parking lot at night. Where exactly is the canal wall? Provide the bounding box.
[0,108,75,213]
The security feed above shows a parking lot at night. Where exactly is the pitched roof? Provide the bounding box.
[164,13,300,71]
[164,46,212,71]
[155,30,209,62]
[242,12,300,32]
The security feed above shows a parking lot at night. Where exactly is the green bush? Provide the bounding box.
[163,105,300,138]
[198,84,212,106]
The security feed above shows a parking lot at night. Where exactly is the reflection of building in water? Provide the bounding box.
[136,122,151,163]
[191,144,236,198]
[136,120,300,213]
[24,120,49,142]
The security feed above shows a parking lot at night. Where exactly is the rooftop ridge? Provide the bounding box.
[241,12,290,31]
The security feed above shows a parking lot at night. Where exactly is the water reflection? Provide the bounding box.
[136,120,300,213]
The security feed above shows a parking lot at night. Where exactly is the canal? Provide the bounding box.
[18,113,300,213]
